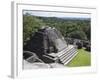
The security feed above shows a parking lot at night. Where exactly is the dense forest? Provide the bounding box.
[23,13,91,45]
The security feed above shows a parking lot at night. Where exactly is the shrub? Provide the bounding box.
[76,41,83,49]
[85,44,91,51]
[83,41,90,47]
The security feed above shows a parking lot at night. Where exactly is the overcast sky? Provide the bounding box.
[23,10,91,18]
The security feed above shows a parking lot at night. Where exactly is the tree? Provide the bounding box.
[23,15,45,44]
[68,30,87,40]
[23,14,91,44]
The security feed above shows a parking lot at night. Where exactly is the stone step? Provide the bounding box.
[57,45,74,57]
[42,45,78,65]
[43,55,55,60]
[59,48,76,60]
[62,50,77,64]
[58,46,77,65]
[60,48,76,61]
[64,52,78,65]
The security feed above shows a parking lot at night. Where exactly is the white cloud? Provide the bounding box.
[23,10,90,18]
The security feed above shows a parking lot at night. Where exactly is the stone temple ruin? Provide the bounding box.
[23,27,78,69]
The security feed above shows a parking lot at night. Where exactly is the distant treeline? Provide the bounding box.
[23,13,91,44]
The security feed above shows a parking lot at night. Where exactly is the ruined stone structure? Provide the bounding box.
[23,27,77,66]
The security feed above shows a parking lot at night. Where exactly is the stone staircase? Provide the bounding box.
[43,45,78,65]
[57,45,77,65]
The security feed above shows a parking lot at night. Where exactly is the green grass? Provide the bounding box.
[66,49,91,67]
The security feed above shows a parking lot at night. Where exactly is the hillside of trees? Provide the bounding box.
[23,13,91,45]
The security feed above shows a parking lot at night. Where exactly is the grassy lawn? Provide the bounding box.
[66,49,91,67]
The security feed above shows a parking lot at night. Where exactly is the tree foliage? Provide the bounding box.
[23,14,45,44]
[23,13,91,44]
[68,30,87,40]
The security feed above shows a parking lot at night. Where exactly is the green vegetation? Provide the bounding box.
[23,13,91,45]
[23,13,91,67]
[23,15,45,44]
[68,30,87,40]
[66,49,91,67]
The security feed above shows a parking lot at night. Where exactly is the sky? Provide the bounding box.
[23,10,91,18]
